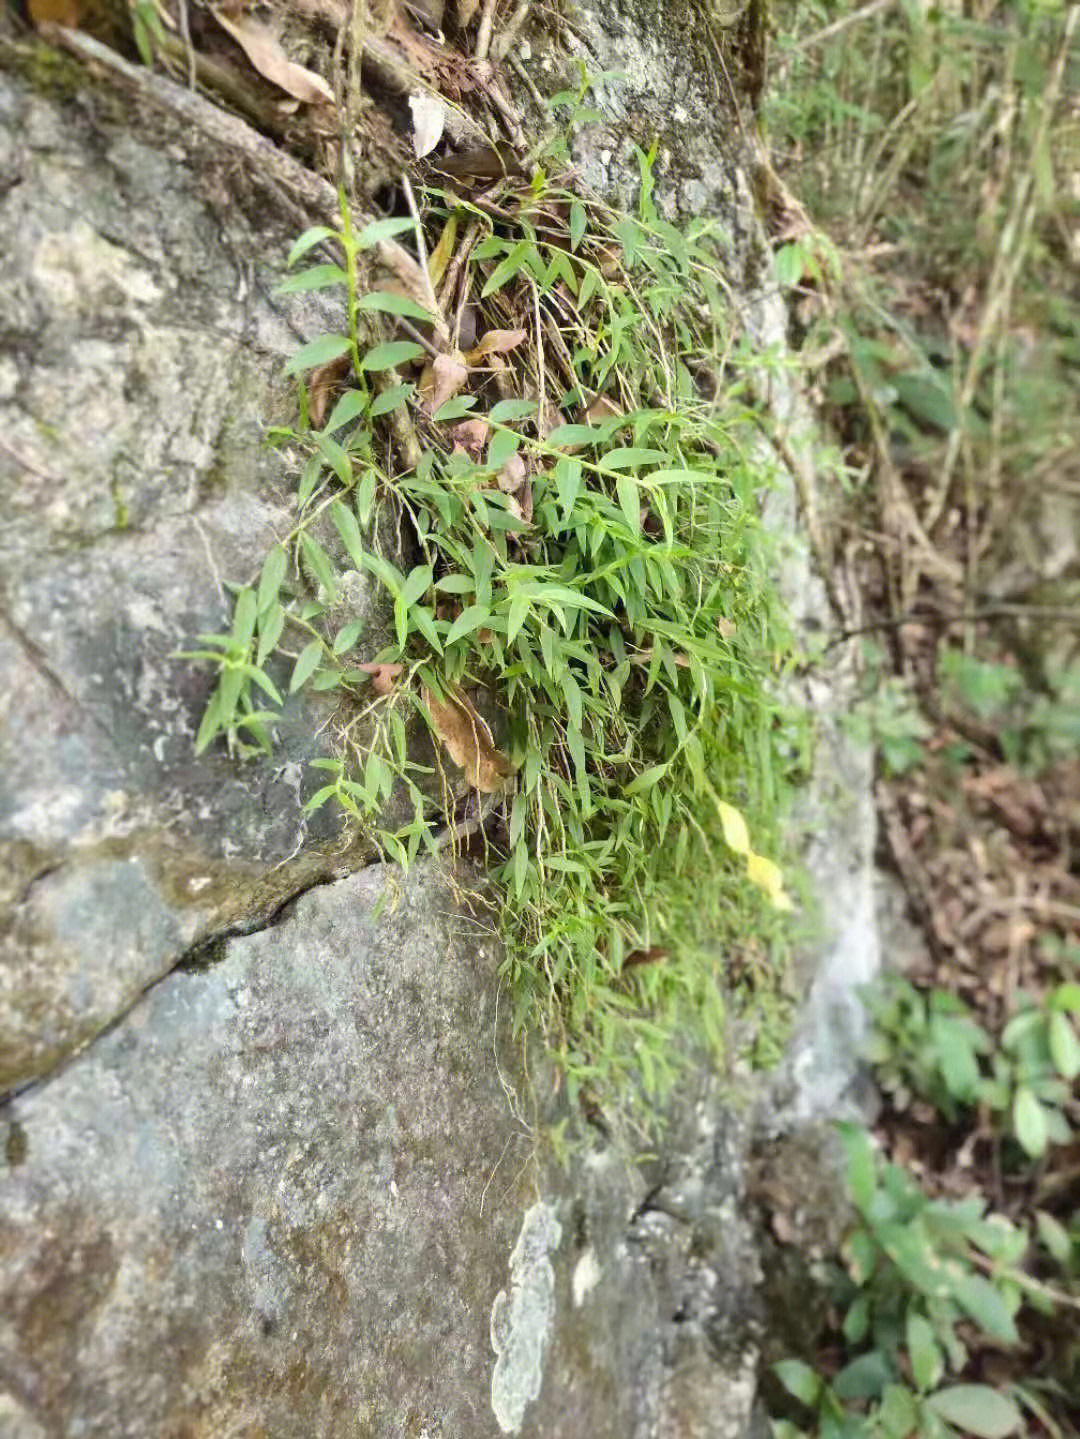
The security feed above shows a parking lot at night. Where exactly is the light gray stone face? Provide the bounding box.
[0,862,528,1437]
[0,63,379,1093]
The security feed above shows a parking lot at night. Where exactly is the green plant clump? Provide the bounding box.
[771,1124,1063,1439]
[863,974,1080,1161]
[184,153,805,1108]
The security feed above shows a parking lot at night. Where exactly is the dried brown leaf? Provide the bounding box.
[584,394,622,425]
[307,354,351,428]
[450,416,490,458]
[497,452,527,494]
[357,661,404,695]
[211,10,334,104]
[464,326,527,362]
[27,0,82,26]
[422,683,514,793]
[622,945,670,970]
[419,350,469,414]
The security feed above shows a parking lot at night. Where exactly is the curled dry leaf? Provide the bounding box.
[496,452,528,493]
[628,647,690,668]
[211,10,334,105]
[307,353,351,428]
[408,91,447,159]
[584,394,623,425]
[419,350,469,414]
[357,661,404,695]
[622,946,670,970]
[464,327,527,363]
[450,416,490,458]
[422,683,515,793]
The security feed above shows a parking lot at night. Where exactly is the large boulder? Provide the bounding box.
[0,52,376,1094]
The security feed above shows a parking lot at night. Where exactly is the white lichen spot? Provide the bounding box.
[571,1248,600,1307]
[490,1201,562,1434]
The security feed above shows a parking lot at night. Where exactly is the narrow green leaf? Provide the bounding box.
[481,239,534,298]
[275,264,348,294]
[925,1386,1021,1438]
[284,334,351,376]
[299,532,338,599]
[257,546,287,614]
[952,1274,1019,1345]
[256,605,285,668]
[506,593,530,646]
[370,382,414,417]
[331,499,367,572]
[1048,1010,1080,1080]
[290,639,323,692]
[569,200,587,252]
[333,619,363,655]
[399,564,433,609]
[323,390,369,433]
[359,341,425,372]
[356,290,434,322]
[240,664,283,707]
[433,396,477,422]
[1013,1086,1049,1158]
[625,763,668,796]
[287,226,336,266]
[445,604,491,647]
[906,1311,943,1393]
[232,588,258,648]
[774,242,805,289]
[489,398,537,423]
[616,474,641,533]
[314,431,352,487]
[354,216,419,248]
[772,1360,821,1407]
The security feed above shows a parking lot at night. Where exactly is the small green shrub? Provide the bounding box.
[184,158,805,1110]
[770,1122,1078,1439]
[862,975,1080,1159]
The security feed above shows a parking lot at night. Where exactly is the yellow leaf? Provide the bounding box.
[716,799,750,856]
[746,852,792,910]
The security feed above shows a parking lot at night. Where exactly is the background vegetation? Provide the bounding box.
[762,1,1080,1434]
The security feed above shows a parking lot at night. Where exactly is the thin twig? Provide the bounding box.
[532,281,547,439]
[786,0,895,56]
[399,171,445,331]
[474,0,498,61]
[491,0,531,61]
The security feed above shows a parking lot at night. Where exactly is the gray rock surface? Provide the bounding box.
[0,56,376,1093]
[0,856,765,1439]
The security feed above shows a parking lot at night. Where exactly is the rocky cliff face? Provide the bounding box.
[0,10,876,1434]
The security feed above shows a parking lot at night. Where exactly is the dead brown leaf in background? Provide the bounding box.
[211,9,334,104]
[307,354,351,428]
[357,661,404,695]
[450,417,490,458]
[584,394,623,425]
[422,683,514,792]
[464,327,527,363]
[622,946,670,970]
[419,351,469,414]
[27,0,82,26]
[496,452,527,493]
